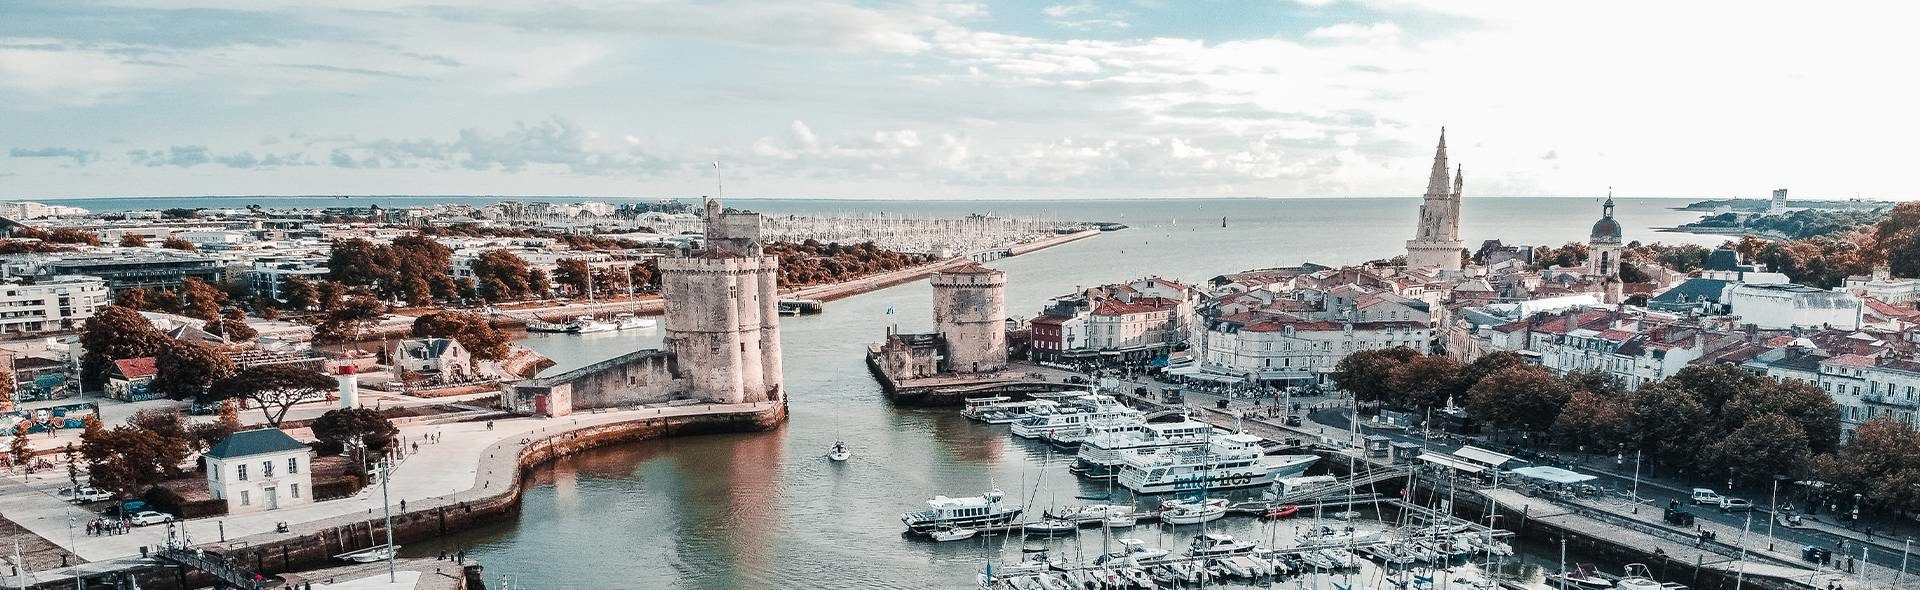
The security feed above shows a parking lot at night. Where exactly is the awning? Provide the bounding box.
[1507,466,1597,485]
[1165,365,1202,376]
[1418,453,1486,474]
[1454,446,1518,469]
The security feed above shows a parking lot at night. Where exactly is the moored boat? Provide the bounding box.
[1157,498,1228,525]
[1116,433,1318,494]
[902,489,1023,535]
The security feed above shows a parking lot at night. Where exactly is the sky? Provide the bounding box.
[1,0,1915,200]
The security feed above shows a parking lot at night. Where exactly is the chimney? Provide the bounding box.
[1563,311,1576,333]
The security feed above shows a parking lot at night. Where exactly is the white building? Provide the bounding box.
[0,202,89,219]
[1840,266,1920,305]
[203,429,314,514]
[1769,188,1789,216]
[1727,283,1862,330]
[0,276,109,334]
[248,256,329,301]
[1483,307,1712,390]
[1197,316,1429,384]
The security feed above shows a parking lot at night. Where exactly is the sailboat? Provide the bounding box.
[567,268,615,333]
[614,262,656,330]
[829,441,851,462]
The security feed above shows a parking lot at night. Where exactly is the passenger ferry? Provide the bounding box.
[972,400,1061,425]
[1115,433,1318,494]
[959,396,1014,421]
[1071,419,1214,480]
[901,489,1023,536]
[1045,411,1144,450]
[1009,395,1138,440]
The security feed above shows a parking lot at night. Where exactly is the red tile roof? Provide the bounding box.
[113,357,158,379]
[1092,297,1178,316]
[1823,353,1879,368]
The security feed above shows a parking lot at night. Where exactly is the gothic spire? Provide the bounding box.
[1424,127,1451,197]
[1453,164,1464,197]
[1604,187,1615,218]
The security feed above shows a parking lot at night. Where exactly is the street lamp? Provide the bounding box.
[1854,493,1864,527]
[1767,475,1785,552]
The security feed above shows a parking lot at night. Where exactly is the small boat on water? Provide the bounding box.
[1548,564,1615,589]
[336,544,398,563]
[930,525,978,542]
[1093,538,1168,565]
[1043,503,1132,525]
[566,315,616,334]
[1103,512,1137,528]
[1262,504,1300,519]
[828,441,850,462]
[1158,498,1228,525]
[960,396,1015,421]
[613,313,655,330]
[1021,518,1077,537]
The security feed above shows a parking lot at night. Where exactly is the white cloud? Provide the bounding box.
[1306,22,1402,42]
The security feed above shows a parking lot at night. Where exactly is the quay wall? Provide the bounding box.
[39,404,787,590]
[502,349,685,416]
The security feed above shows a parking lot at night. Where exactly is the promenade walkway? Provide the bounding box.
[0,401,778,566]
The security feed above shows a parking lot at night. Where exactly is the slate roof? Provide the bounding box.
[205,428,308,459]
[1650,278,1729,305]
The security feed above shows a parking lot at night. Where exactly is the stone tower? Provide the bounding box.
[659,198,784,404]
[931,261,1007,374]
[1405,128,1465,271]
[1588,193,1626,304]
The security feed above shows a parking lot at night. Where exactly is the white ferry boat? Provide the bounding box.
[1115,433,1318,494]
[959,396,1015,421]
[1010,395,1136,440]
[901,489,1023,536]
[1071,420,1214,480]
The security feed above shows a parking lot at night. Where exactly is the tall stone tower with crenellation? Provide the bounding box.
[1405,128,1465,272]
[931,262,1008,374]
[659,198,785,404]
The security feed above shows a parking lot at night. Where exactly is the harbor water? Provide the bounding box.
[404,197,1712,589]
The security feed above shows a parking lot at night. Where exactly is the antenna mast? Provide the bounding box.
[712,161,724,200]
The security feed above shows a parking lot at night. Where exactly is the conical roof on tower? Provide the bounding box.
[1425,128,1452,197]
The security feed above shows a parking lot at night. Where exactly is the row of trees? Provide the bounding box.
[769,240,936,288]
[81,306,340,424]
[1334,349,1845,491]
[113,278,258,341]
[1717,201,1920,288]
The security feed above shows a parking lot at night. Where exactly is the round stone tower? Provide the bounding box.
[659,198,783,404]
[931,262,1007,374]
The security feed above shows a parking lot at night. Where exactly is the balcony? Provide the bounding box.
[1863,392,1920,409]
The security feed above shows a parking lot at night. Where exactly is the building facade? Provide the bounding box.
[204,429,314,515]
[0,276,108,334]
[931,262,1008,374]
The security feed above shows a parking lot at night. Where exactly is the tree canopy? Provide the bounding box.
[210,365,339,426]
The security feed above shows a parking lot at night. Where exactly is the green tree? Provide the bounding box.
[79,306,169,390]
[411,311,510,361]
[1385,354,1460,411]
[1627,382,1711,470]
[1722,380,1842,454]
[9,422,32,473]
[313,294,387,344]
[554,258,592,297]
[328,239,389,287]
[1551,390,1629,449]
[159,236,197,251]
[0,370,13,412]
[118,233,147,247]
[46,228,101,246]
[1455,351,1528,393]
[1704,414,1811,487]
[1331,347,1421,404]
[210,365,339,426]
[1466,365,1572,434]
[311,408,398,459]
[281,276,316,310]
[1563,369,1627,397]
[148,342,236,401]
[1814,418,1920,503]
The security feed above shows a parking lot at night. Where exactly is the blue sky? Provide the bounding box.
[2,0,1915,200]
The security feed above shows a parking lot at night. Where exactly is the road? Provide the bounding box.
[1306,406,1919,577]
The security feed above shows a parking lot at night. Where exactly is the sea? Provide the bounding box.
[74,196,1718,589]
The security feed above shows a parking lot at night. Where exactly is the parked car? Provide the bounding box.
[1720,498,1754,512]
[128,511,175,526]
[1663,507,1695,526]
[1690,488,1724,505]
[58,486,112,503]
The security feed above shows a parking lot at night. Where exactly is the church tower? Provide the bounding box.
[1588,192,1625,304]
[1405,128,1465,272]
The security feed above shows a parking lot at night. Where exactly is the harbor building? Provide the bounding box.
[204,428,314,514]
[1404,129,1465,272]
[931,262,1008,374]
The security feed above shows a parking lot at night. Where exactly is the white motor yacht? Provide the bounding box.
[1093,538,1169,565]
[902,489,1023,535]
[1116,433,1318,494]
[1157,498,1228,525]
[1186,532,1258,557]
[613,313,655,330]
[566,315,616,334]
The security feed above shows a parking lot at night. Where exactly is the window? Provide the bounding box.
[288,457,299,474]
[262,460,274,477]
[240,490,250,506]
[237,464,248,481]
[290,483,300,498]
